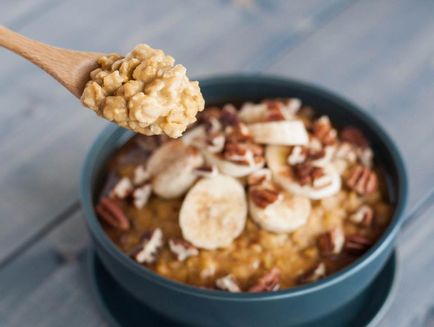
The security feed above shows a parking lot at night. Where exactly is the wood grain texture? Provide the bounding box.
[379,202,434,326]
[0,0,352,263]
[1,203,434,326]
[0,212,106,327]
[266,0,434,216]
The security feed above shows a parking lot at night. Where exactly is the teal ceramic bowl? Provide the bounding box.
[81,75,408,327]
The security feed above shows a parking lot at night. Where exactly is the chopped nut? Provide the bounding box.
[249,268,280,292]
[282,98,302,116]
[308,137,323,152]
[346,165,378,195]
[340,127,369,148]
[344,235,372,255]
[317,227,345,257]
[350,205,374,226]
[215,275,241,292]
[204,116,223,134]
[287,146,307,165]
[199,107,222,126]
[133,165,151,185]
[225,122,253,143]
[250,188,280,208]
[312,116,337,145]
[133,183,152,209]
[264,98,301,121]
[335,143,357,162]
[223,142,263,166]
[206,133,225,153]
[298,262,326,284]
[135,229,164,264]
[111,177,133,199]
[247,168,272,186]
[169,238,199,261]
[356,147,373,167]
[194,165,219,178]
[264,100,286,121]
[95,197,130,231]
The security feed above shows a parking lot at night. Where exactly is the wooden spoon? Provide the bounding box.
[0,26,103,98]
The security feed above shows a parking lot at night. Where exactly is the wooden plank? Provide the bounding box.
[0,0,62,28]
[0,0,353,263]
[266,0,434,216]
[380,201,434,326]
[0,212,106,327]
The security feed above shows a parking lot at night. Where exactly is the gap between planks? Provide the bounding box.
[0,200,80,270]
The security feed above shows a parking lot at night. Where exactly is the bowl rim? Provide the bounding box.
[80,74,408,301]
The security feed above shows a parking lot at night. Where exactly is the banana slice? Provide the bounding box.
[249,187,311,233]
[248,121,309,146]
[179,175,247,250]
[266,145,341,199]
[147,140,204,199]
[203,151,264,177]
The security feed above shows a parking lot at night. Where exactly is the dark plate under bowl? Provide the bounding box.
[81,75,407,327]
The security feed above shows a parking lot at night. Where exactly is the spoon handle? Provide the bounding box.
[0,26,101,97]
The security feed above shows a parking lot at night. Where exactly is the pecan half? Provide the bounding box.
[346,165,378,195]
[317,227,345,257]
[340,127,369,148]
[298,262,326,284]
[134,228,164,264]
[344,235,372,255]
[169,238,199,261]
[249,268,280,292]
[312,116,337,145]
[250,188,280,208]
[350,205,374,227]
[215,275,241,292]
[95,197,130,231]
[293,163,325,186]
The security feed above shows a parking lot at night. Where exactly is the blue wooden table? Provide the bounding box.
[1,0,434,326]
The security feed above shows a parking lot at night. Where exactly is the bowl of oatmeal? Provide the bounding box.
[81,75,407,326]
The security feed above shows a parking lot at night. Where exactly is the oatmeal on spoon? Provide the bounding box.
[0,26,204,138]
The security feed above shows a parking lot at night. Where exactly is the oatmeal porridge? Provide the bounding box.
[81,44,204,138]
[95,99,393,292]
